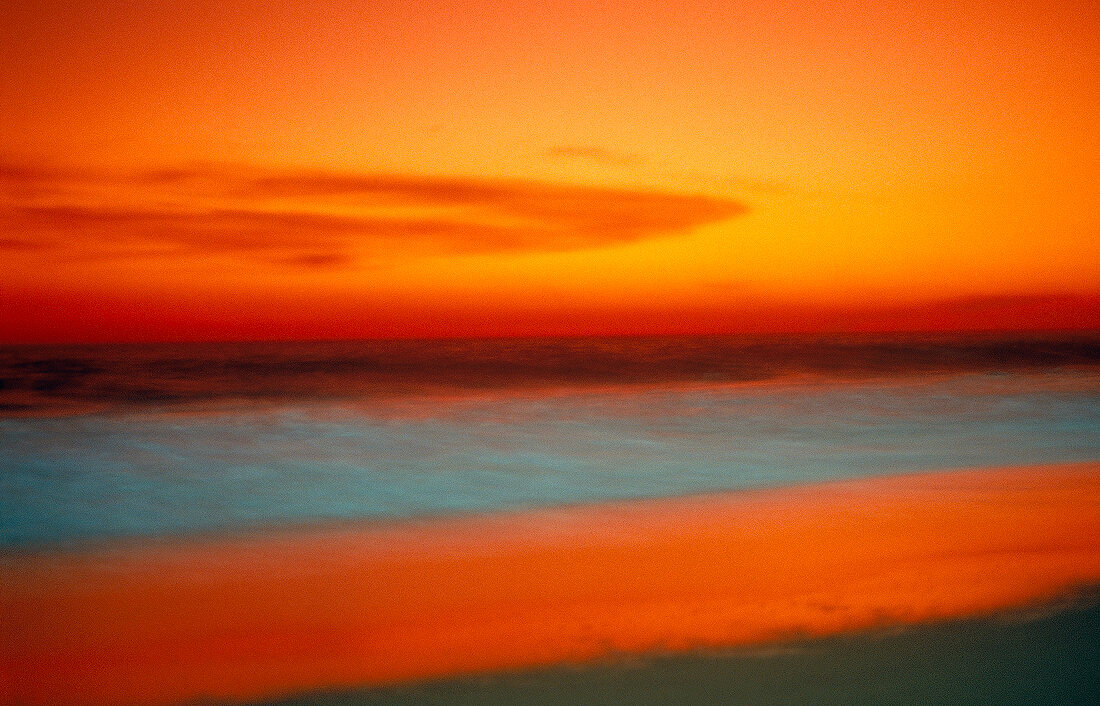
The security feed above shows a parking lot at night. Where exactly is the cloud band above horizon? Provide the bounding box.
[0,163,748,270]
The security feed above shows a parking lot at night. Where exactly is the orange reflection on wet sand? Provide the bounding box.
[4,462,1100,705]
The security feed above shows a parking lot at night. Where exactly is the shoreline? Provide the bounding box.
[259,590,1100,705]
[5,461,1100,704]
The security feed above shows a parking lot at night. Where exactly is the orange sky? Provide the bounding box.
[1,0,1098,342]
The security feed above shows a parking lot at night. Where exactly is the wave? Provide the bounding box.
[2,332,1097,416]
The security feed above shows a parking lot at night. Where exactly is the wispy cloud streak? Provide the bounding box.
[0,163,746,269]
[545,146,640,165]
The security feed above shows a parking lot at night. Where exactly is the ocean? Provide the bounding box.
[2,333,1099,704]
[3,333,1098,547]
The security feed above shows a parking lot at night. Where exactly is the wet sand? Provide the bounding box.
[4,462,1100,705]
[262,594,1100,705]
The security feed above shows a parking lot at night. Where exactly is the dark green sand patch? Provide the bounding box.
[251,591,1100,705]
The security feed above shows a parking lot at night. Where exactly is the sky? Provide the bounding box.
[1,0,1098,342]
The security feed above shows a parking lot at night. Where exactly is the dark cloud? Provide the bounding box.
[0,237,46,250]
[0,162,746,270]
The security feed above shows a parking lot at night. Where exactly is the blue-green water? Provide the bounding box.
[2,334,1098,705]
[2,335,1099,547]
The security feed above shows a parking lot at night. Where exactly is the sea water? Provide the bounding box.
[2,333,1097,547]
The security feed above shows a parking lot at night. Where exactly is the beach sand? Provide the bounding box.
[4,462,1100,705]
